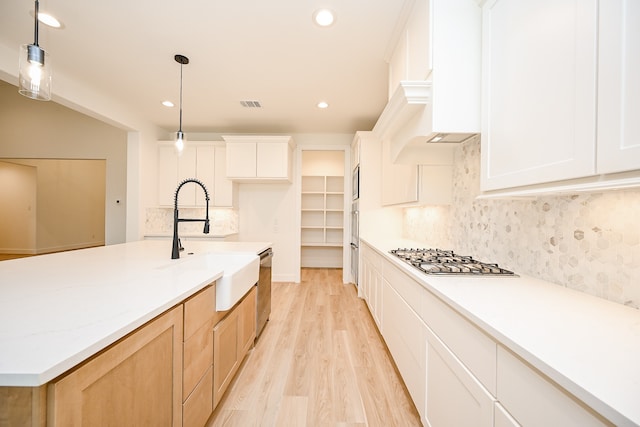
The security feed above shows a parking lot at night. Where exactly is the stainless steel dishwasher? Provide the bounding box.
[256,248,273,339]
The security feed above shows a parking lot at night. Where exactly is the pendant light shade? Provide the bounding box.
[174,54,189,153]
[19,0,52,101]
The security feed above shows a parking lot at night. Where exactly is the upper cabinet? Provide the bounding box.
[158,142,236,208]
[222,135,295,183]
[481,0,640,195]
[376,0,482,165]
[597,0,640,174]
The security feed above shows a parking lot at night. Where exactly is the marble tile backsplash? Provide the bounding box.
[403,138,640,309]
[145,208,239,236]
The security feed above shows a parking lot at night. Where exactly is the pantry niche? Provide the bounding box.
[300,150,345,269]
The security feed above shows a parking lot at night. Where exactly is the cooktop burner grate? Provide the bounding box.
[390,248,517,276]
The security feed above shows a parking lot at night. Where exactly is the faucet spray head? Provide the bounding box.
[203,219,210,234]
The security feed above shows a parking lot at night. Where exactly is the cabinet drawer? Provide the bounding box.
[184,285,215,340]
[383,260,424,319]
[426,325,495,427]
[183,318,214,399]
[182,365,213,427]
[497,346,613,426]
[361,243,384,271]
[421,289,496,395]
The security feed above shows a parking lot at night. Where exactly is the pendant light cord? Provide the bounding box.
[179,61,183,133]
[34,0,40,46]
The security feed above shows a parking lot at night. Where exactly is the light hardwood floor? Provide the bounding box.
[207,268,422,427]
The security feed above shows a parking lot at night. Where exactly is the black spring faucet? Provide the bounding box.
[172,178,210,259]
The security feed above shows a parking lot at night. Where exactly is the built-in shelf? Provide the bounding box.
[301,175,345,267]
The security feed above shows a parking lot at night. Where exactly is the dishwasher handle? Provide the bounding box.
[259,248,273,261]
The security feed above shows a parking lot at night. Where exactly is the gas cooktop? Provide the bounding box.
[390,248,517,277]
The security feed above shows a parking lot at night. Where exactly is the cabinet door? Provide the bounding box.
[496,346,611,426]
[226,142,257,178]
[381,279,426,419]
[178,145,198,206]
[158,144,179,207]
[238,286,257,356]
[48,306,184,427]
[195,145,215,207]
[481,0,598,191]
[381,138,418,206]
[495,402,520,427]
[213,146,234,207]
[425,325,494,427]
[213,309,239,408]
[257,142,290,179]
[597,0,640,174]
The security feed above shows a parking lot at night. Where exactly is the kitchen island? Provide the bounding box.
[361,237,640,427]
[0,239,270,426]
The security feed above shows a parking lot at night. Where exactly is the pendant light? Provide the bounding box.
[174,54,189,153]
[19,0,52,101]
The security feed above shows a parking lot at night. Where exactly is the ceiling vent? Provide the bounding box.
[240,100,262,108]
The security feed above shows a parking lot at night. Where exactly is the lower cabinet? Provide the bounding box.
[496,346,613,427]
[48,305,184,426]
[425,324,495,427]
[364,246,614,427]
[182,286,215,427]
[494,402,520,427]
[8,282,257,427]
[381,279,427,420]
[213,285,256,408]
[360,243,383,327]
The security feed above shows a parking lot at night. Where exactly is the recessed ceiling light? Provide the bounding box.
[313,9,335,27]
[162,100,174,107]
[317,101,329,109]
[30,10,62,28]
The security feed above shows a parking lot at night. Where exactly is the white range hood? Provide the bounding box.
[372,81,478,165]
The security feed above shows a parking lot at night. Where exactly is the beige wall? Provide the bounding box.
[301,150,345,176]
[2,159,106,254]
[0,161,36,253]
[0,82,127,245]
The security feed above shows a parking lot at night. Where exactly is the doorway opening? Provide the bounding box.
[300,150,345,269]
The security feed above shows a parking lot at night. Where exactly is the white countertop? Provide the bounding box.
[362,237,640,427]
[0,239,271,387]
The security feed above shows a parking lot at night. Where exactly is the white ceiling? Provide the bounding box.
[0,0,412,135]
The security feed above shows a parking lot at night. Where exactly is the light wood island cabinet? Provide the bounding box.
[213,286,256,407]
[1,281,258,427]
[182,286,215,427]
[48,305,184,426]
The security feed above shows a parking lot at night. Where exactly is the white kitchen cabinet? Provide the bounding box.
[481,0,640,195]
[381,278,427,421]
[495,403,520,427]
[496,346,612,426]
[597,0,640,174]
[420,279,497,395]
[359,242,383,328]
[157,142,235,208]
[481,0,598,191]
[350,135,360,170]
[223,135,294,182]
[425,324,495,427]
[376,0,481,166]
[381,138,452,206]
